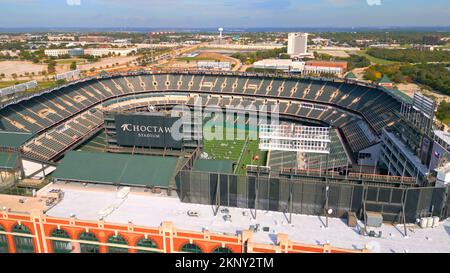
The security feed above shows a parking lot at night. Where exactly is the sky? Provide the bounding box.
[0,0,449,28]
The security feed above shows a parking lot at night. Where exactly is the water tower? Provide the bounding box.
[218,27,224,40]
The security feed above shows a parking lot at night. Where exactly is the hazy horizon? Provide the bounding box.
[0,0,449,29]
[1,26,450,34]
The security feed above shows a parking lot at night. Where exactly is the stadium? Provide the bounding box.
[0,70,449,253]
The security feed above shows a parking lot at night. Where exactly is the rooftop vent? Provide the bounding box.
[187,210,200,217]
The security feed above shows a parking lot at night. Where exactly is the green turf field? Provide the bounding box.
[202,122,267,175]
[0,80,59,91]
[74,123,267,175]
[355,50,398,65]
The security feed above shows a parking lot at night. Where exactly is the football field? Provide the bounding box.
[202,122,267,175]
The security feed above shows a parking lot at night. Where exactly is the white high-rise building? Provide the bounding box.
[287,33,308,56]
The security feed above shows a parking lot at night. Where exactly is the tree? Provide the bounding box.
[47,60,57,74]
[70,61,77,70]
[367,48,450,63]
[436,101,450,124]
[56,79,66,85]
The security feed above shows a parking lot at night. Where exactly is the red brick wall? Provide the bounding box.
[0,212,362,253]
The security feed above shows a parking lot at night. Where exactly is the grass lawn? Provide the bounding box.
[56,58,86,65]
[0,80,59,92]
[32,81,59,91]
[0,80,29,89]
[356,50,398,65]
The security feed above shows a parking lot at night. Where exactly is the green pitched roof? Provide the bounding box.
[388,87,413,104]
[0,131,34,149]
[378,75,392,84]
[192,159,234,174]
[0,152,18,170]
[52,151,179,187]
[345,72,357,79]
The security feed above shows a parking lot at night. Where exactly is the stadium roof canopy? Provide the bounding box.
[52,151,179,188]
[344,72,357,79]
[0,131,34,149]
[0,152,18,170]
[378,75,393,84]
[380,86,413,104]
[192,159,234,174]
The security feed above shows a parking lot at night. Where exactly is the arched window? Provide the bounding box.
[12,224,35,253]
[180,243,202,253]
[12,224,31,234]
[79,232,99,253]
[0,224,8,253]
[212,247,233,253]
[51,229,72,253]
[136,238,158,253]
[107,235,129,253]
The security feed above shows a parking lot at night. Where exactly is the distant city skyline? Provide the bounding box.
[0,0,449,28]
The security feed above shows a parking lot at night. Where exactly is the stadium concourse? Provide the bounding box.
[0,70,446,254]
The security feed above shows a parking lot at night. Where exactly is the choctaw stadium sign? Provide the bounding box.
[115,113,183,149]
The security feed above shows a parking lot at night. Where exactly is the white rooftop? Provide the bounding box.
[434,130,450,147]
[41,182,450,253]
[253,59,293,66]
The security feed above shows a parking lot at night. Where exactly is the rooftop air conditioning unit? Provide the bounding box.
[223,215,232,222]
[187,210,200,217]
[432,217,440,228]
